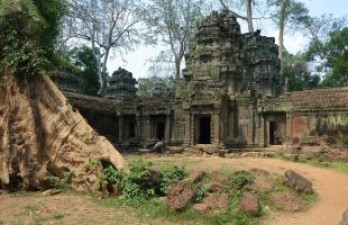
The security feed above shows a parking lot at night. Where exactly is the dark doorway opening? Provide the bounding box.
[199,117,211,144]
[156,122,165,140]
[269,121,279,145]
[128,122,136,138]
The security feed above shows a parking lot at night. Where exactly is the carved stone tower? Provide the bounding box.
[105,67,137,100]
[172,10,281,149]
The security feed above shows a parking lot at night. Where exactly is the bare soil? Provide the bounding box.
[1,156,348,225]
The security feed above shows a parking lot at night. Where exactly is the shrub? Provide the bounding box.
[160,166,186,195]
[229,172,254,190]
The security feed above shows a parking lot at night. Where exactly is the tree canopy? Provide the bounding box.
[0,0,66,75]
[143,0,208,80]
[307,27,348,87]
[65,0,143,95]
[284,53,320,91]
[67,45,100,96]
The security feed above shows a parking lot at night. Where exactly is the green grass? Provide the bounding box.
[272,151,348,175]
[307,160,348,174]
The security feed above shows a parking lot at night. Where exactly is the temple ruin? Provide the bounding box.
[55,11,348,152]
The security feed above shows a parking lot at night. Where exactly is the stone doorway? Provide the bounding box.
[156,122,165,140]
[128,122,136,139]
[199,116,211,144]
[151,115,166,141]
[269,121,281,145]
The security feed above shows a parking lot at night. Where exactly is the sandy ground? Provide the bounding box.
[1,156,347,225]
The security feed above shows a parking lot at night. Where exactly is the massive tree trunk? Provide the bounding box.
[0,70,126,192]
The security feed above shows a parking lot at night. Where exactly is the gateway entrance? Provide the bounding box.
[199,116,211,144]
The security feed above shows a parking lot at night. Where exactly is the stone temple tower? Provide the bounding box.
[105,67,137,100]
[172,10,281,149]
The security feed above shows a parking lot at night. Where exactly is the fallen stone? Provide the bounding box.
[187,171,205,183]
[215,193,229,209]
[166,146,184,154]
[284,170,313,192]
[238,192,260,216]
[208,183,223,193]
[211,171,228,183]
[42,189,62,197]
[167,181,195,211]
[339,209,348,225]
[250,176,273,192]
[269,192,302,212]
[152,141,164,153]
[138,148,151,153]
[193,202,211,214]
[193,193,229,214]
[249,168,269,176]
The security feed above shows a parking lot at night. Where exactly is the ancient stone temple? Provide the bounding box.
[58,11,348,152]
[105,67,137,100]
[171,11,282,149]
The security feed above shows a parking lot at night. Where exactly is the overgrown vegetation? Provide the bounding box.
[91,157,317,225]
[0,0,66,75]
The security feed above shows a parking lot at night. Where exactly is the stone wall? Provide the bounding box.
[263,87,348,147]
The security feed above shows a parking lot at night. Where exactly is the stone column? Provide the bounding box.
[143,116,151,141]
[212,112,220,145]
[259,115,266,147]
[136,113,141,141]
[165,113,171,142]
[285,113,293,144]
[118,115,123,143]
[183,112,191,147]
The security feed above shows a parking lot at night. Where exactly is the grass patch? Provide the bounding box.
[272,151,348,175]
[307,160,348,174]
[298,191,319,209]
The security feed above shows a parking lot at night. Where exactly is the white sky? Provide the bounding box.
[108,0,348,79]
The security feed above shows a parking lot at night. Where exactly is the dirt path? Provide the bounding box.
[1,157,347,225]
[148,156,348,225]
[244,158,348,225]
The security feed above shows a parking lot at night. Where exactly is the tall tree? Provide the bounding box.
[219,0,256,32]
[0,0,126,192]
[65,0,142,95]
[143,0,206,80]
[307,27,348,87]
[267,0,313,80]
[267,0,312,76]
[284,53,320,91]
[68,45,100,96]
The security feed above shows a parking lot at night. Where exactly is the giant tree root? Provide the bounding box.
[0,72,126,193]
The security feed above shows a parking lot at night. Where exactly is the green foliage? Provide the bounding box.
[137,75,174,98]
[67,46,100,96]
[228,172,254,190]
[32,0,66,53]
[284,53,320,91]
[160,166,185,194]
[121,159,155,202]
[0,0,66,75]
[102,158,156,205]
[44,170,73,190]
[193,184,207,202]
[307,27,348,87]
[103,164,124,186]
[267,0,312,31]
